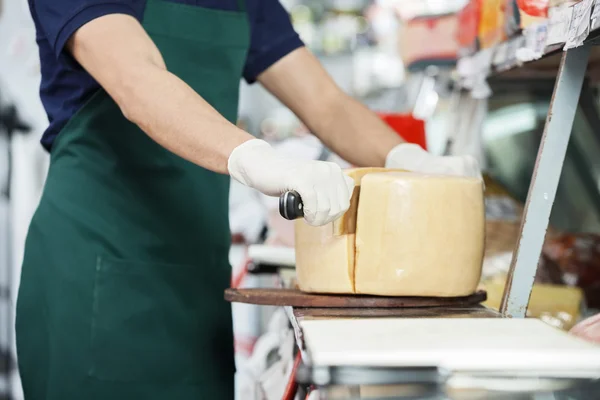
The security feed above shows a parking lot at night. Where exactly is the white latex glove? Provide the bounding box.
[385,143,482,179]
[228,139,355,226]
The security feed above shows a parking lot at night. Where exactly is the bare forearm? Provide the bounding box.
[258,47,403,168]
[119,64,252,174]
[307,93,404,167]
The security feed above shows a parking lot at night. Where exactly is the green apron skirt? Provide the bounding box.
[16,0,250,398]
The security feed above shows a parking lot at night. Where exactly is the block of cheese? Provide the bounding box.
[482,277,583,330]
[295,223,355,293]
[295,168,397,293]
[354,172,485,297]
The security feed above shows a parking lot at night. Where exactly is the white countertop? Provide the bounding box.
[248,244,295,267]
[300,317,600,378]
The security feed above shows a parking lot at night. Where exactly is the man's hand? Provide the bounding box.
[386,143,482,179]
[258,48,483,179]
[228,139,355,226]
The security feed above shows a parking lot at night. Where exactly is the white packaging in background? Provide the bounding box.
[456,56,477,90]
[492,42,509,67]
[518,21,548,62]
[236,309,295,400]
[592,0,600,29]
[546,5,574,45]
[467,48,494,99]
[503,35,527,66]
[564,0,593,49]
[457,47,493,94]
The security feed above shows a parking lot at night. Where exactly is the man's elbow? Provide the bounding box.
[110,72,142,124]
[111,58,166,125]
[69,33,167,125]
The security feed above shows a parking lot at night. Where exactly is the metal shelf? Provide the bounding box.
[455,3,600,318]
[499,45,592,317]
[455,2,600,83]
[492,31,600,79]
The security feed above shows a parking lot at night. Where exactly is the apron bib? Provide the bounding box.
[16,1,249,398]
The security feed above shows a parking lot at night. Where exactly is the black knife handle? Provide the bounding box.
[279,190,304,220]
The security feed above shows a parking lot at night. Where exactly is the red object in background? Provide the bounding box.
[378,113,427,150]
[541,233,600,309]
[282,352,302,400]
[458,0,482,52]
[516,0,549,17]
[400,13,459,68]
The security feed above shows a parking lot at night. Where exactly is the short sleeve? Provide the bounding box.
[243,0,304,83]
[30,0,143,60]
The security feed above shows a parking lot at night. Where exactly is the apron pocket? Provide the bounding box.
[88,256,232,384]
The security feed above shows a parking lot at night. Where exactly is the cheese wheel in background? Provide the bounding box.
[295,168,398,293]
[354,172,485,297]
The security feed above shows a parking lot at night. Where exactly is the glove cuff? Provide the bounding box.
[384,143,428,169]
[227,139,274,187]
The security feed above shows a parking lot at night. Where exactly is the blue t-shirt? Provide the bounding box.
[28,0,304,151]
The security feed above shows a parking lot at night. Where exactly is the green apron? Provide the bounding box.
[16,0,249,398]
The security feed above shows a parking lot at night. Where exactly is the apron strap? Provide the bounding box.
[236,0,246,12]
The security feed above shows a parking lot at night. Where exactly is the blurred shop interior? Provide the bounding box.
[2,0,600,399]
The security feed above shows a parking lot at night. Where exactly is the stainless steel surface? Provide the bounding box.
[298,361,600,399]
[500,45,592,318]
[317,376,600,399]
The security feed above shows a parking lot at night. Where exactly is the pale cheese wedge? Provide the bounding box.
[354,172,485,297]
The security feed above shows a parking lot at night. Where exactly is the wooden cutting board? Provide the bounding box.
[224,288,487,308]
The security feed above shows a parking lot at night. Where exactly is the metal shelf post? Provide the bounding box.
[500,44,592,318]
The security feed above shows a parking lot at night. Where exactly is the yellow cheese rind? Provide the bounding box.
[354,172,485,297]
[295,167,400,294]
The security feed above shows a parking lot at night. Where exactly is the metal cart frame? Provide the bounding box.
[499,44,592,317]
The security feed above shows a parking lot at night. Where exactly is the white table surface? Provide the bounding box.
[248,244,295,267]
[300,317,600,378]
